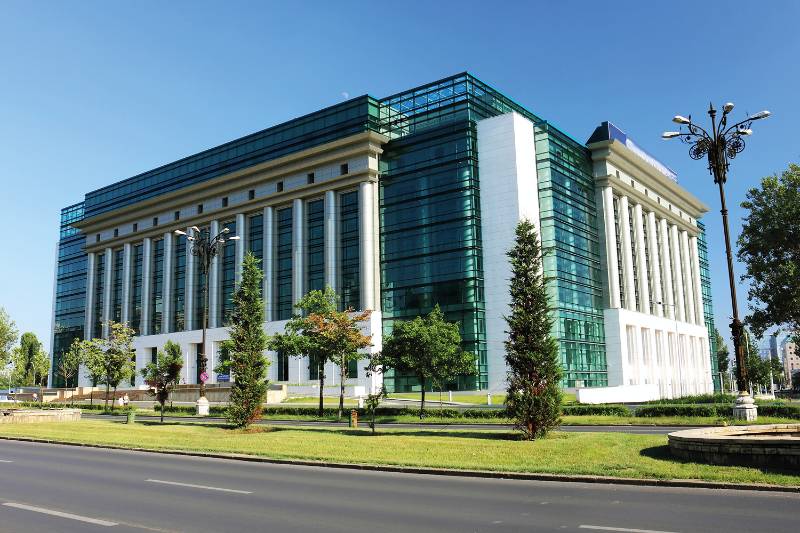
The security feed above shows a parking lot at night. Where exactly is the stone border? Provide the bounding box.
[0,409,82,424]
[1,434,798,493]
[669,424,800,469]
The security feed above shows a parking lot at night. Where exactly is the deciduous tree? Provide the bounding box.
[11,332,49,387]
[269,287,338,417]
[83,322,135,409]
[504,219,562,440]
[370,305,475,419]
[141,340,184,423]
[738,164,800,340]
[59,339,84,400]
[227,252,269,428]
[0,307,17,368]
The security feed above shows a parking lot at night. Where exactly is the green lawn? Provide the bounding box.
[282,396,359,406]
[0,420,796,486]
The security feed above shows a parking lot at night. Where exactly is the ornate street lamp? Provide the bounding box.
[174,226,239,415]
[663,102,770,420]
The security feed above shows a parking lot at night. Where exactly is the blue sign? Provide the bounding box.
[217,374,230,383]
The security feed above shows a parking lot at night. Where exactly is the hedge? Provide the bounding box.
[643,394,737,405]
[561,404,629,416]
[634,404,723,417]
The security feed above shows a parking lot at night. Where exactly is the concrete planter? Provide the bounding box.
[0,409,82,424]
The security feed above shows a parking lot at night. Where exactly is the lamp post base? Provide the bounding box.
[196,396,210,417]
[732,391,758,421]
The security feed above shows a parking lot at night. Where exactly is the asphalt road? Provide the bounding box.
[82,413,693,434]
[0,439,796,532]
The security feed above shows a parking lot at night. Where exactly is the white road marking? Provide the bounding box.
[0,460,13,463]
[145,478,252,494]
[3,502,117,527]
[580,526,680,533]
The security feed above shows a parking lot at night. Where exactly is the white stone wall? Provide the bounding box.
[477,112,540,393]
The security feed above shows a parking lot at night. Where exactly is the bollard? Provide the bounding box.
[358,396,364,409]
[487,393,492,405]
[349,409,358,428]
[448,391,452,402]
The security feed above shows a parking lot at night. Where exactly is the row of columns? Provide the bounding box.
[85,183,379,339]
[601,186,705,326]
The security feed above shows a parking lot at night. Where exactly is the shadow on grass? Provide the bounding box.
[135,420,233,430]
[260,424,519,441]
[639,445,800,477]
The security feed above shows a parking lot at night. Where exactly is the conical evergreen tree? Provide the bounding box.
[227,252,269,428]
[504,219,562,440]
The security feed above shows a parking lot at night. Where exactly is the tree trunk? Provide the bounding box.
[420,377,426,419]
[338,360,346,421]
[104,383,110,409]
[112,386,117,411]
[160,400,165,423]
[318,361,325,418]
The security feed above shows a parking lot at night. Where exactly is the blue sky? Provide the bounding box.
[1,1,798,353]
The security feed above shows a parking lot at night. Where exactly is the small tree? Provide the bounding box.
[270,287,338,417]
[371,305,476,419]
[83,322,135,410]
[227,252,269,428]
[363,385,386,434]
[504,219,562,440]
[141,340,183,423]
[0,307,18,368]
[59,339,84,403]
[11,332,49,387]
[315,309,373,420]
[714,329,730,391]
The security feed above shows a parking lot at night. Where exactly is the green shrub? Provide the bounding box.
[643,394,736,405]
[561,404,629,416]
[635,404,723,417]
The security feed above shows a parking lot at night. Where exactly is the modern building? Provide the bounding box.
[50,73,717,401]
[781,337,799,385]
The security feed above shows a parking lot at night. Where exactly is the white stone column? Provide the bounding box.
[669,224,686,323]
[646,212,663,317]
[359,181,376,311]
[618,196,636,311]
[185,227,195,331]
[121,243,132,325]
[679,230,696,325]
[658,219,675,320]
[601,186,621,308]
[162,232,173,332]
[292,198,305,305]
[324,190,338,292]
[689,235,705,325]
[102,248,113,337]
[208,220,220,329]
[633,204,650,314]
[263,207,274,322]
[84,252,96,339]
[235,213,246,286]
[141,238,152,336]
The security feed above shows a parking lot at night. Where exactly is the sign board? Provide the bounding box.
[217,374,230,383]
[199,372,209,383]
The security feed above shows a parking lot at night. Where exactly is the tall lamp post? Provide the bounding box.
[662,103,770,420]
[174,226,239,416]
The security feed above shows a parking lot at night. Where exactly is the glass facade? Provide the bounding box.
[111,249,124,324]
[277,351,289,381]
[93,252,105,339]
[150,239,164,334]
[129,243,143,333]
[248,213,263,264]
[697,222,719,391]
[339,191,360,311]
[52,203,86,388]
[275,207,293,320]
[534,125,608,388]
[220,220,237,325]
[306,199,325,293]
[83,97,381,218]
[172,234,187,332]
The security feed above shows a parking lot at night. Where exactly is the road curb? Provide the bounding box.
[1,434,798,493]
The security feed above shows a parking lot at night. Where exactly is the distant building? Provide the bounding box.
[781,337,799,385]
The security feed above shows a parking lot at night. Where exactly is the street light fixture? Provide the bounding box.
[174,226,240,415]
[662,102,770,420]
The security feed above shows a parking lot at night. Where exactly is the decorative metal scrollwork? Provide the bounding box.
[688,138,711,160]
[725,135,745,159]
